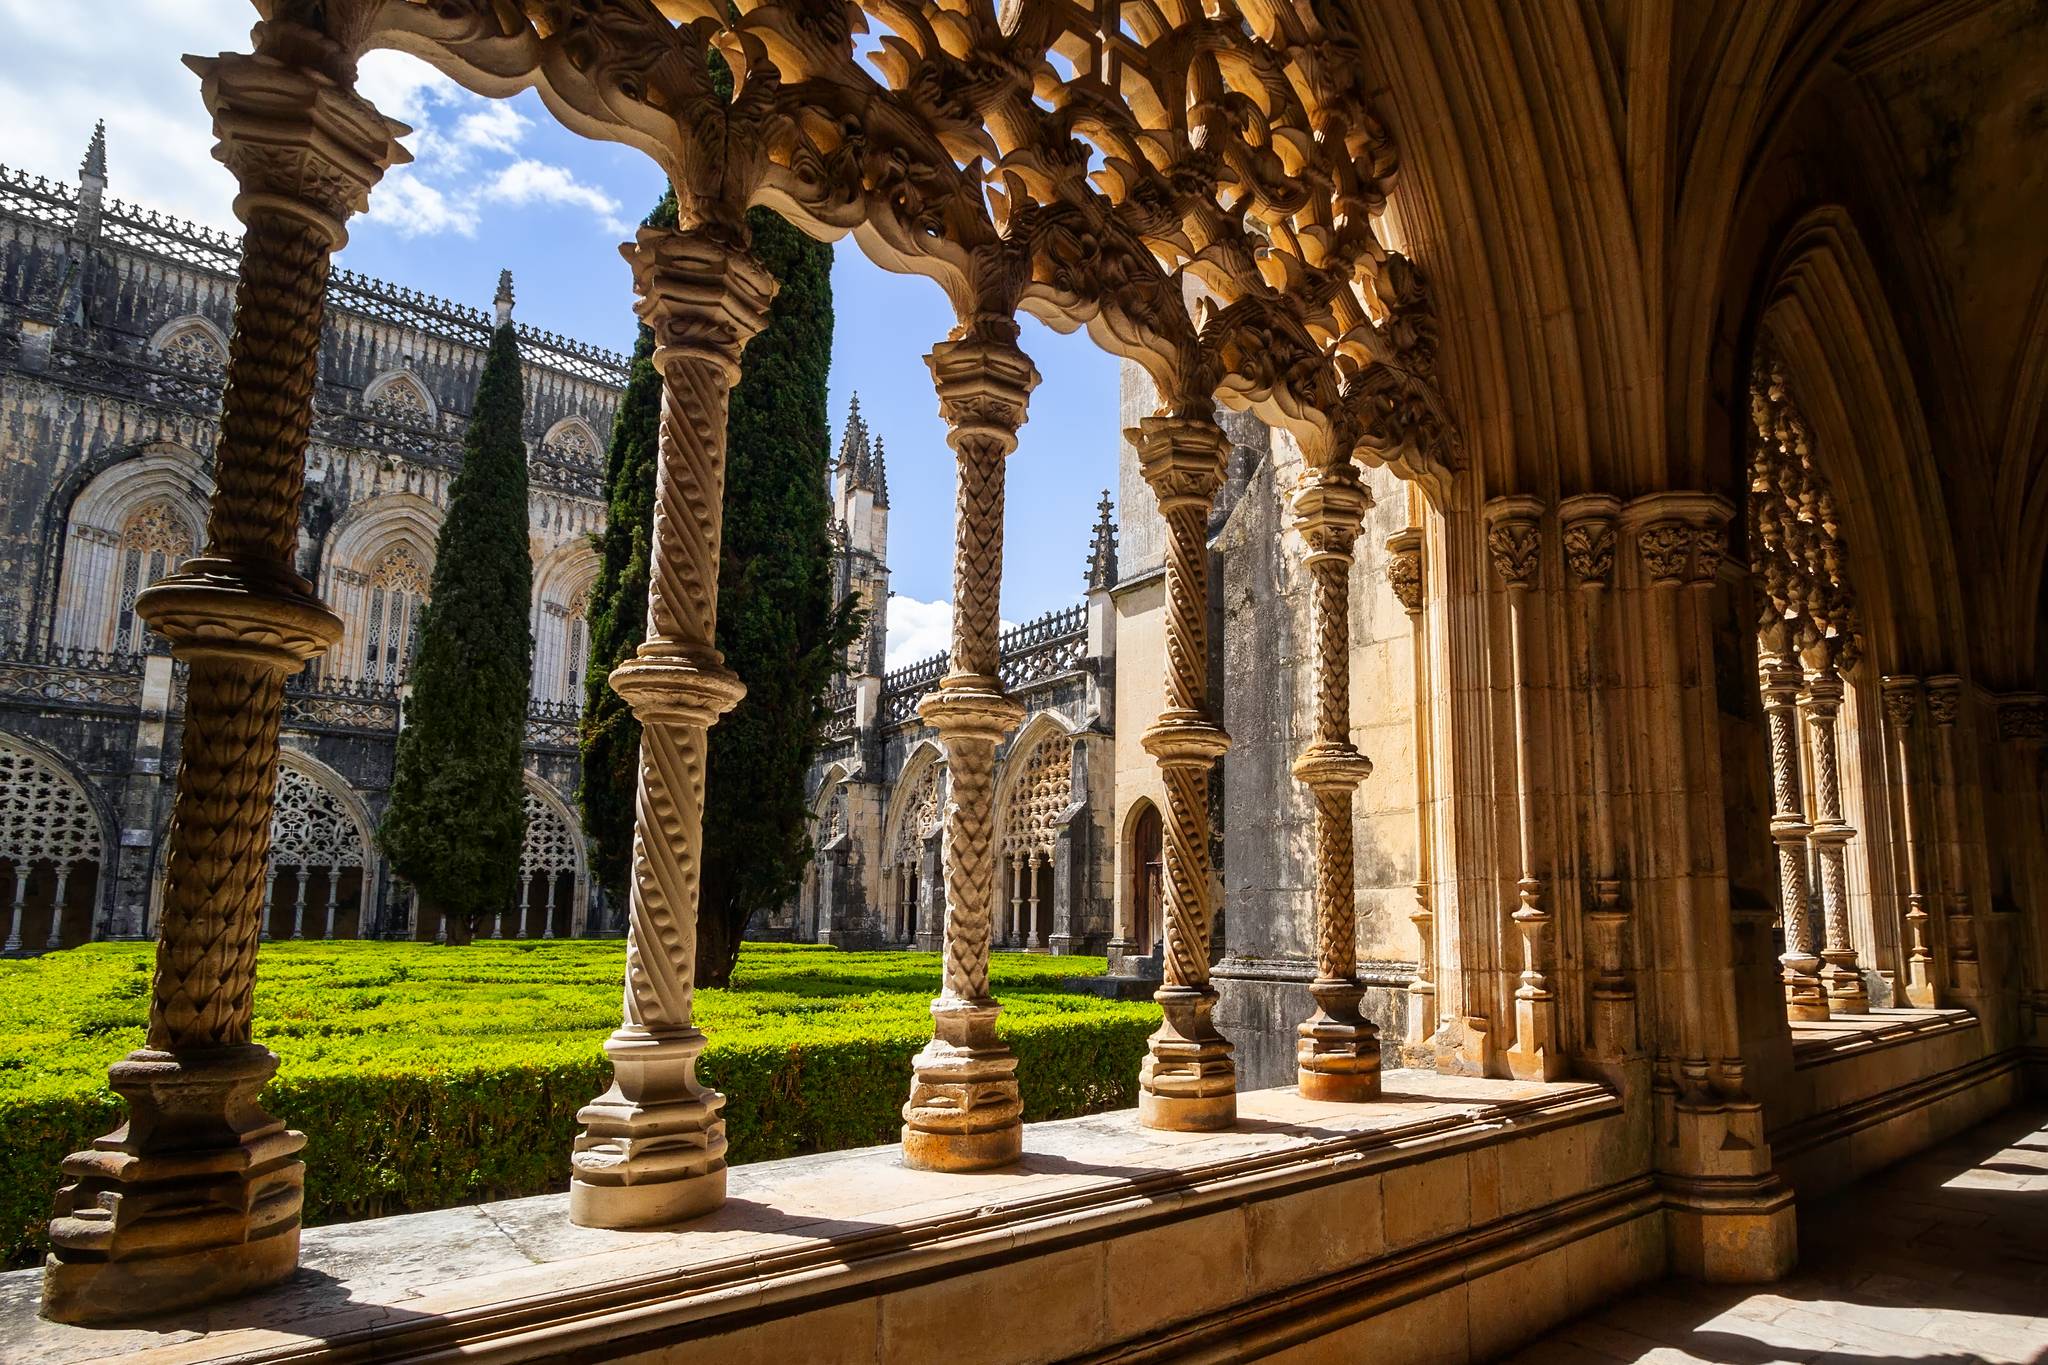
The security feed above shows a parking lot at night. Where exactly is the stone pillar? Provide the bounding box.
[1881,677,1941,1007]
[1135,414,1235,1131]
[569,226,774,1229]
[1386,528,1434,1059]
[1760,642,1827,1020]
[1799,648,1870,1014]
[42,44,404,1325]
[1561,497,1635,1059]
[902,332,1036,1172]
[1290,460,1379,1101]
[1486,496,1564,1081]
[1925,676,1981,1000]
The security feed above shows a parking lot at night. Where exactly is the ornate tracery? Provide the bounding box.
[509,782,582,939]
[0,734,103,952]
[265,761,369,940]
[889,759,945,944]
[999,729,1073,951]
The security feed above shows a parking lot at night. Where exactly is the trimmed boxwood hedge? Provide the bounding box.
[0,941,1151,1268]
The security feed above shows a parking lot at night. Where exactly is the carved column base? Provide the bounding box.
[1507,993,1568,1081]
[1139,985,1236,1131]
[902,999,1023,1171]
[1297,979,1381,1102]
[569,1025,727,1229]
[1819,954,1870,1014]
[1662,1096,1797,1282]
[43,1045,303,1325]
[1780,954,1830,1022]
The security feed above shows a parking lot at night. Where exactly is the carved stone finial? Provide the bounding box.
[79,120,107,185]
[493,268,514,326]
[1086,489,1119,591]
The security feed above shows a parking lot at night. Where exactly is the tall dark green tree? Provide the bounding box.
[579,193,857,985]
[381,323,533,944]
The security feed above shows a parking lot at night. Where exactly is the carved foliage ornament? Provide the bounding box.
[338,0,1453,477]
[1748,349,1861,667]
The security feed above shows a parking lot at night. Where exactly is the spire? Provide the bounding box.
[493,268,515,326]
[1086,489,1119,591]
[870,434,889,507]
[835,392,872,476]
[79,121,107,186]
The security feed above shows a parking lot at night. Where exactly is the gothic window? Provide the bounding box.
[822,783,849,844]
[109,500,194,655]
[361,545,430,682]
[545,419,600,466]
[1001,732,1072,859]
[0,735,103,952]
[366,372,433,423]
[264,761,370,939]
[515,783,584,938]
[887,760,944,943]
[156,321,225,371]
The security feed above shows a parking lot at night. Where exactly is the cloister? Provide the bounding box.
[10,1,2047,1361]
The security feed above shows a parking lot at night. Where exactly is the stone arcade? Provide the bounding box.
[8,1,2048,1361]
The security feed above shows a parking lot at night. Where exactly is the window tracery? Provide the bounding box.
[366,372,432,422]
[520,787,580,878]
[269,766,366,872]
[157,322,225,371]
[106,500,194,655]
[361,544,430,682]
[1001,733,1071,859]
[0,736,103,953]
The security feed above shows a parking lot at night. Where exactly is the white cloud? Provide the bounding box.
[362,174,479,239]
[481,160,632,235]
[884,596,1016,672]
[453,103,531,154]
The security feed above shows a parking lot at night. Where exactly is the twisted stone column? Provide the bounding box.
[1562,496,1634,1058]
[43,47,404,1325]
[1386,528,1433,1057]
[903,333,1036,1171]
[570,227,773,1227]
[1487,496,1564,1081]
[1136,415,1235,1131]
[1925,677,1981,996]
[1881,677,1941,1007]
[1760,642,1827,1020]
[1290,462,1379,1101]
[1799,647,1870,1013]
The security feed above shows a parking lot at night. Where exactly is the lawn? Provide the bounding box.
[0,940,1154,1268]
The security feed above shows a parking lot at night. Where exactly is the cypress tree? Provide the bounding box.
[380,323,533,944]
[579,194,857,985]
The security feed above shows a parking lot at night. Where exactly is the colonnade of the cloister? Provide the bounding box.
[35,0,2047,1332]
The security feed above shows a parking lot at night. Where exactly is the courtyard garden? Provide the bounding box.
[0,941,1152,1268]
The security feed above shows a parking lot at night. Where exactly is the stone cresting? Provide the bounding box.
[41,34,409,1325]
[904,333,1037,1173]
[1288,459,1380,1102]
[570,228,774,1229]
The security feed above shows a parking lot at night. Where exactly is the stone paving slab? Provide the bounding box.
[1507,1105,2048,1365]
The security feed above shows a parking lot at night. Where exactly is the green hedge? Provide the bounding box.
[0,941,1153,1268]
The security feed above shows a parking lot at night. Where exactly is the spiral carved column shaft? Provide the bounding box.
[903,334,1035,1172]
[1925,677,1982,996]
[1760,647,1828,1020]
[42,47,405,1327]
[1290,462,1379,1101]
[1799,656,1869,1013]
[1135,415,1236,1131]
[570,227,772,1229]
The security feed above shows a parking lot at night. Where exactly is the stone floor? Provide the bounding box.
[1509,1105,2048,1365]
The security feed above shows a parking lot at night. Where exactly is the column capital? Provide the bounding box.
[1292,742,1373,790]
[1559,493,1620,588]
[187,51,410,250]
[625,226,777,382]
[1385,527,1423,614]
[1925,674,1963,726]
[1996,692,2048,744]
[1290,460,1370,558]
[1134,414,1230,509]
[1483,494,1543,588]
[1622,491,1734,586]
[1880,675,1923,729]
[926,334,1039,453]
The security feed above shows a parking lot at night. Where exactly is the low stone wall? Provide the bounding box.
[1215,959,1411,1091]
[4,1074,1661,1365]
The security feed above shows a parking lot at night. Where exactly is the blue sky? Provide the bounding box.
[0,1,1120,665]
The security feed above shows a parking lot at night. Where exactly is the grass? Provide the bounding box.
[0,939,1154,1267]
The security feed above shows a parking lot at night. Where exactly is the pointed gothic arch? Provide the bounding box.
[541,416,602,467]
[52,446,210,656]
[147,314,229,371]
[531,539,599,709]
[0,729,108,952]
[266,749,376,940]
[995,714,1078,950]
[882,745,946,946]
[516,775,589,939]
[362,368,437,424]
[320,493,442,683]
